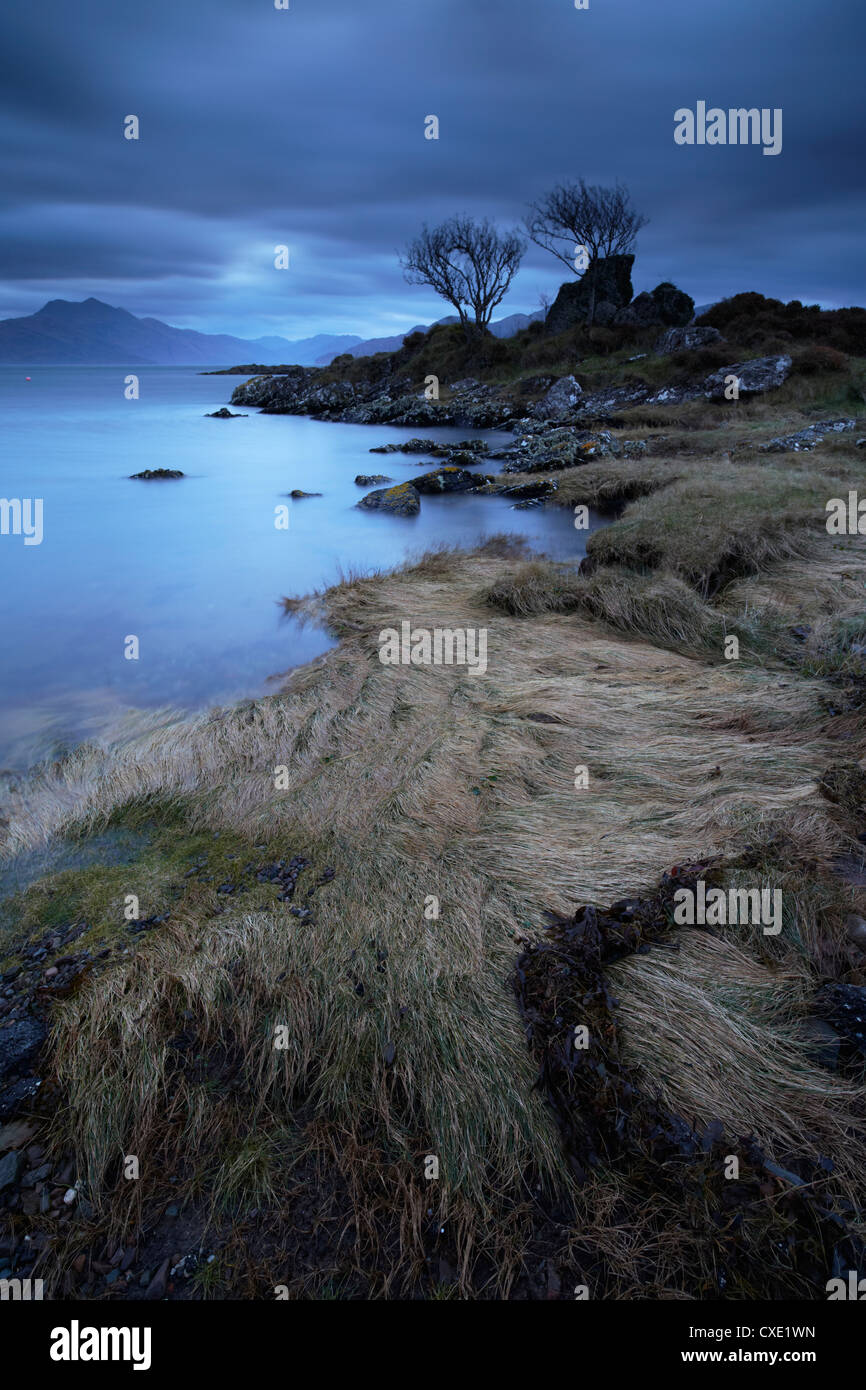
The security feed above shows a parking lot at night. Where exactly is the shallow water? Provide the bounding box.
[0,366,601,770]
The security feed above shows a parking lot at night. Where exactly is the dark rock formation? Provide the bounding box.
[355,474,393,486]
[615,282,695,329]
[545,256,635,333]
[205,407,247,417]
[288,490,322,498]
[408,467,479,494]
[129,468,184,480]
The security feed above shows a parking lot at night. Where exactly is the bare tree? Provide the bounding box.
[526,181,648,325]
[400,216,526,335]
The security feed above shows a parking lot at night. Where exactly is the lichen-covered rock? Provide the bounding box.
[760,419,857,452]
[356,482,421,516]
[655,326,723,354]
[532,375,583,422]
[704,354,792,399]
[494,427,622,473]
[408,467,479,494]
[355,474,393,486]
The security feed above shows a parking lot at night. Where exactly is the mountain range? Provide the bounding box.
[0,298,363,366]
[0,298,545,367]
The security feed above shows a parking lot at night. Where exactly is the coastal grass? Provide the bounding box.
[4,526,866,1293]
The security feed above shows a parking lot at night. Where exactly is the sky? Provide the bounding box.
[1,0,863,341]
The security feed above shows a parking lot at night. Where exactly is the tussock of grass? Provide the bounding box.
[585,462,849,596]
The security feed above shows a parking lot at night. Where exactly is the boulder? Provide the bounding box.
[545,255,635,333]
[533,375,583,421]
[655,326,723,354]
[704,355,792,400]
[356,482,421,516]
[288,490,322,498]
[615,282,695,329]
[355,474,393,486]
[408,467,478,494]
[205,407,247,418]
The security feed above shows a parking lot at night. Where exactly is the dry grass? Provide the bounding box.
[4,529,866,1295]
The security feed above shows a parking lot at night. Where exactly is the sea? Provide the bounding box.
[0,365,601,771]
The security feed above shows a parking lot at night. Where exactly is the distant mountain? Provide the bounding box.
[315,309,546,364]
[0,298,362,366]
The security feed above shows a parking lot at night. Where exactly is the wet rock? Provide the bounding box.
[408,466,478,494]
[129,468,184,480]
[289,490,322,498]
[704,354,792,400]
[356,482,421,516]
[495,426,621,473]
[205,407,247,418]
[354,474,392,486]
[760,419,857,453]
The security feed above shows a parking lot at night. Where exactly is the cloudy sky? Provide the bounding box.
[1,0,863,340]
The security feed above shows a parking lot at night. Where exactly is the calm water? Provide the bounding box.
[0,366,600,770]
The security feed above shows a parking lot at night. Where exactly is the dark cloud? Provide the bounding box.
[1,0,863,335]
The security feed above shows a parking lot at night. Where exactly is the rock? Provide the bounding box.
[288,490,322,498]
[760,419,857,453]
[615,281,694,329]
[0,1121,36,1151]
[532,375,583,422]
[847,914,866,948]
[815,983,866,1055]
[0,1077,42,1122]
[205,407,247,418]
[356,482,421,516]
[408,467,478,494]
[494,426,622,473]
[655,326,723,354]
[354,475,392,486]
[545,255,634,333]
[0,1018,46,1081]
[704,355,792,400]
[129,469,184,480]
[145,1257,171,1301]
[0,1148,23,1192]
[857,438,866,448]
[370,437,486,456]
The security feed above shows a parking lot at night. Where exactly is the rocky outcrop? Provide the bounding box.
[492,427,638,473]
[356,482,421,516]
[614,282,694,329]
[205,407,247,417]
[289,490,322,498]
[408,467,482,494]
[232,370,514,428]
[759,419,857,452]
[532,375,583,421]
[655,326,723,354]
[704,354,792,400]
[355,474,393,486]
[370,438,488,456]
[545,255,634,334]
